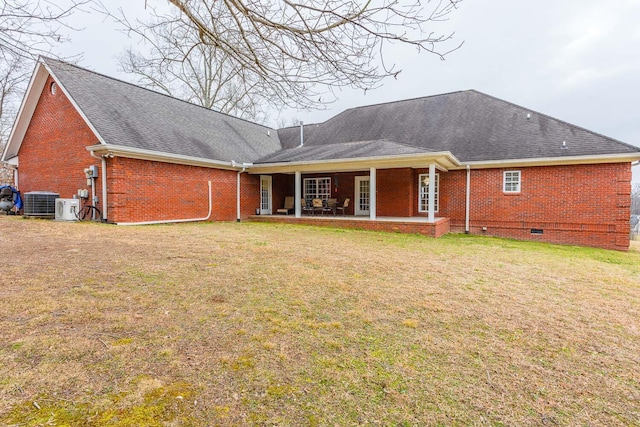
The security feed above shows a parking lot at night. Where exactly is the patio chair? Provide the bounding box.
[276,196,295,215]
[312,198,324,215]
[335,198,350,215]
[301,198,313,215]
[324,198,337,216]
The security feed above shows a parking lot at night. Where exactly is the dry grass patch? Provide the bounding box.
[1,216,639,426]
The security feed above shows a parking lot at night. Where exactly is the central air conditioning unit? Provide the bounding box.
[55,198,80,221]
[24,191,59,217]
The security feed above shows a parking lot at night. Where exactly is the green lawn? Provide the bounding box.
[1,216,639,426]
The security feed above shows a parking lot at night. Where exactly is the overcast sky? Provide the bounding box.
[56,0,640,181]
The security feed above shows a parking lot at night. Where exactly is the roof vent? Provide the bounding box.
[526,113,531,120]
[299,121,304,147]
[561,141,568,149]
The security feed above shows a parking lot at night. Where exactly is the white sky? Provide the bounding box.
[55,0,640,181]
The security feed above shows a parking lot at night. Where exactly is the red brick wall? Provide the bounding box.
[377,168,413,216]
[18,76,103,210]
[439,164,631,251]
[269,164,632,250]
[107,157,258,223]
[18,75,258,224]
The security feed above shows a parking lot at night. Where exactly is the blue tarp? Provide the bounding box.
[0,185,22,209]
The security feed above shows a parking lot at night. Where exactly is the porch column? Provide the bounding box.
[294,171,301,218]
[428,163,435,222]
[370,167,377,220]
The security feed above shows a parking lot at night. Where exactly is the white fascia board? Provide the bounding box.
[455,152,640,170]
[249,151,461,174]
[1,62,49,161]
[42,59,107,146]
[87,144,242,171]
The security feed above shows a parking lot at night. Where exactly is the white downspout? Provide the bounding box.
[465,164,470,234]
[89,151,108,221]
[232,161,250,222]
[237,171,241,222]
[118,181,212,226]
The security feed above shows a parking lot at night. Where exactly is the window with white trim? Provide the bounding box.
[503,171,521,193]
[418,173,439,212]
[303,177,331,202]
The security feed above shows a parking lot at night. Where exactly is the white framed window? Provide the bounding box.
[503,170,521,193]
[303,177,331,202]
[418,173,439,212]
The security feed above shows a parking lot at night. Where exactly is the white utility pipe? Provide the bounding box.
[117,181,212,226]
[465,164,470,234]
[91,175,96,220]
[89,151,108,221]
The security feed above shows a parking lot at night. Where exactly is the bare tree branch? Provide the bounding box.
[110,0,463,117]
[0,0,92,61]
[0,0,96,152]
[0,55,30,150]
[632,183,640,216]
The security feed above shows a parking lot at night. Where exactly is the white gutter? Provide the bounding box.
[117,181,212,226]
[465,164,470,234]
[89,151,108,221]
[87,144,243,171]
[459,152,640,169]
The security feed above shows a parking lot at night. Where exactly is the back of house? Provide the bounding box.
[3,58,640,250]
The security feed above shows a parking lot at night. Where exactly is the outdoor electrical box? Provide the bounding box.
[84,165,98,179]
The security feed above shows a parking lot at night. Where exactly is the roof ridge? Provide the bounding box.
[40,56,276,131]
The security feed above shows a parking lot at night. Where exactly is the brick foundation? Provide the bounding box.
[251,215,450,238]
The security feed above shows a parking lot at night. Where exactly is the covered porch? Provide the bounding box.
[246,147,462,238]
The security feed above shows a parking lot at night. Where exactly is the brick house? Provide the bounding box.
[3,57,640,250]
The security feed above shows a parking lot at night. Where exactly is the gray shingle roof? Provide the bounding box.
[43,57,281,163]
[43,58,639,166]
[275,90,640,163]
[257,139,434,163]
